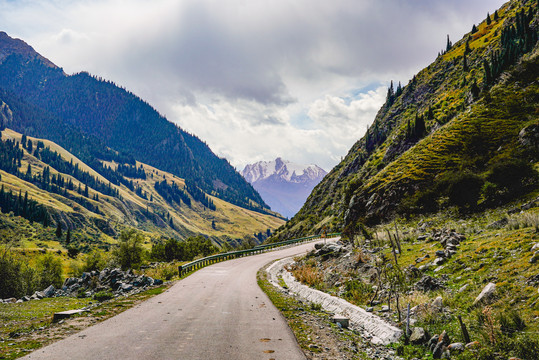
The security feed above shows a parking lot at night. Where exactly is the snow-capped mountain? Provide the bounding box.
[242,158,327,218]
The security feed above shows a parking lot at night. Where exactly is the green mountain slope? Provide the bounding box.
[0,127,284,251]
[0,31,268,214]
[273,0,538,241]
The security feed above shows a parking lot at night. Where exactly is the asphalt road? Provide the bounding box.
[24,239,330,360]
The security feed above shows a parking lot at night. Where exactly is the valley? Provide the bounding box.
[1,0,538,359]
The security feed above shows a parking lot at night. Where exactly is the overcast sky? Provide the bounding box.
[0,0,506,171]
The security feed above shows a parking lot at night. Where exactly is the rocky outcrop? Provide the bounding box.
[0,268,163,304]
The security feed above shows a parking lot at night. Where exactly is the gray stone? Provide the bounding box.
[531,243,539,252]
[52,309,85,322]
[487,218,508,229]
[458,284,469,293]
[409,327,428,345]
[43,285,56,298]
[473,282,496,306]
[120,283,133,292]
[438,330,450,346]
[332,315,349,329]
[380,305,390,312]
[435,250,446,258]
[415,275,444,292]
[4,297,16,303]
[530,250,539,264]
[433,257,446,266]
[432,342,444,359]
[432,296,443,311]
[448,342,465,352]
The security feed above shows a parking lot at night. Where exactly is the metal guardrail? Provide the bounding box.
[178,233,340,277]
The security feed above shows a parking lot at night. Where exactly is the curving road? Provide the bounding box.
[24,239,332,360]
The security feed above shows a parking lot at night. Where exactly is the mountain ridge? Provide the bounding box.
[0,32,268,214]
[242,158,327,218]
[271,0,538,241]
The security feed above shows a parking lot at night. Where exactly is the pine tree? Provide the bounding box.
[463,53,468,72]
[66,228,71,245]
[55,223,62,238]
[465,37,471,54]
[472,24,478,34]
[396,81,403,97]
[486,12,491,26]
[494,10,499,21]
[446,35,452,52]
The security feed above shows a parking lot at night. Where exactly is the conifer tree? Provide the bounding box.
[66,228,71,245]
[55,223,62,238]
[486,12,491,25]
[472,24,478,34]
[465,37,471,54]
[446,35,452,52]
[494,10,499,21]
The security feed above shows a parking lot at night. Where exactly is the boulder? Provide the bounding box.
[448,343,465,352]
[435,250,446,258]
[432,296,443,311]
[415,275,444,292]
[438,330,450,346]
[487,218,508,229]
[530,251,539,264]
[473,282,496,306]
[409,327,428,345]
[42,285,56,298]
[432,342,444,359]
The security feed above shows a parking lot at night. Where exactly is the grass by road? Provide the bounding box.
[0,285,170,360]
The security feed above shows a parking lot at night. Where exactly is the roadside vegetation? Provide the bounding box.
[287,201,539,360]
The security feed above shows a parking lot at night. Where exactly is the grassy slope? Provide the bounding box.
[273,0,538,240]
[0,128,284,253]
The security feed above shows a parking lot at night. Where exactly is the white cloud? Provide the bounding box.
[0,0,507,171]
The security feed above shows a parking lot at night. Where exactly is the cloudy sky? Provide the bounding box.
[0,0,506,171]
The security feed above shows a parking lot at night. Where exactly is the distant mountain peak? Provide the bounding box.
[0,32,57,69]
[242,158,327,218]
[242,158,326,184]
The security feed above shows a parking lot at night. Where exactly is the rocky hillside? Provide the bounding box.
[242,158,327,218]
[272,0,538,241]
[0,31,268,214]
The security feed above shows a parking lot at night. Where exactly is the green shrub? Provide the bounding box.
[114,229,145,270]
[343,279,374,305]
[82,250,106,272]
[486,159,537,201]
[36,253,63,289]
[0,246,38,298]
[93,291,114,302]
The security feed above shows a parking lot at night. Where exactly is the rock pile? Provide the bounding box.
[410,327,470,359]
[416,229,465,271]
[313,242,345,258]
[0,268,163,304]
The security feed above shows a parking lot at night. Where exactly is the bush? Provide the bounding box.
[82,250,106,272]
[0,247,38,298]
[343,279,374,305]
[36,253,63,289]
[67,247,80,259]
[486,159,537,201]
[114,229,145,270]
[93,291,114,302]
[150,236,218,262]
[444,172,484,210]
